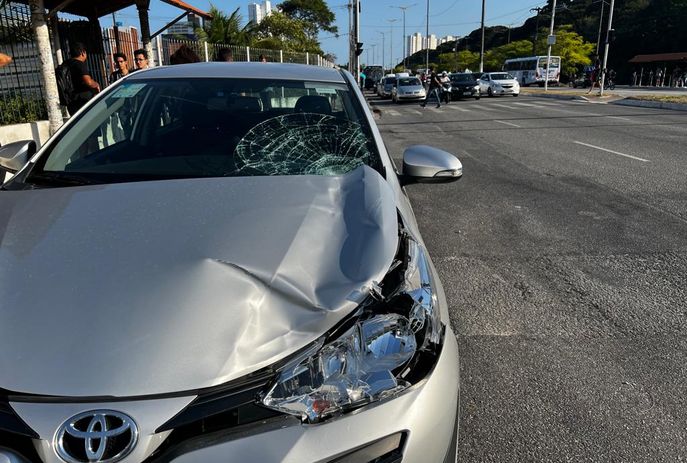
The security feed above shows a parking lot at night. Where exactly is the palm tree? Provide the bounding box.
[202,5,256,46]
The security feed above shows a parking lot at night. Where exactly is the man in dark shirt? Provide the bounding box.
[108,52,130,84]
[66,42,100,115]
[421,69,443,108]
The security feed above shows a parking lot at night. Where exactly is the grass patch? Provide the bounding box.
[626,95,687,104]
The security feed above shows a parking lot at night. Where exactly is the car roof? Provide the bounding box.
[128,62,347,83]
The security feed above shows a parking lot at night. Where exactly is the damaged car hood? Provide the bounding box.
[0,166,398,397]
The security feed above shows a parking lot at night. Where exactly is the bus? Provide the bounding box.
[503,56,561,86]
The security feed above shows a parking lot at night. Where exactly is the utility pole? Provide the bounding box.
[387,18,398,72]
[378,31,386,72]
[595,0,606,55]
[599,0,615,96]
[347,1,353,73]
[530,6,544,55]
[371,43,377,65]
[353,0,360,84]
[390,4,416,71]
[425,0,430,74]
[544,0,557,92]
[479,0,485,72]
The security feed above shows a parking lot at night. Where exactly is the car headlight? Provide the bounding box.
[473,85,480,90]
[262,236,441,423]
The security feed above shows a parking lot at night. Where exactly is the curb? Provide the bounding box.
[521,92,584,101]
[611,98,687,112]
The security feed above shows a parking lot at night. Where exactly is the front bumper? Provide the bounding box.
[493,86,519,95]
[451,87,479,97]
[168,331,459,462]
[4,329,459,463]
[396,93,426,101]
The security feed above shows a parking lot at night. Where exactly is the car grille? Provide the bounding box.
[502,84,513,88]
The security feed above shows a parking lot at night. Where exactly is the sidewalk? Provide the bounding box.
[521,87,687,111]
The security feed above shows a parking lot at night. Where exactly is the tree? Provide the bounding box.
[483,40,534,71]
[278,0,337,39]
[254,12,322,54]
[201,5,256,45]
[535,25,594,77]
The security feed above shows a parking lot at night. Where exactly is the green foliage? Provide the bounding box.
[202,5,256,45]
[0,96,47,125]
[534,25,594,76]
[278,0,338,37]
[437,50,481,72]
[255,12,322,54]
[483,40,535,71]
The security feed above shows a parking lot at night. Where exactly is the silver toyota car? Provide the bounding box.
[0,63,461,463]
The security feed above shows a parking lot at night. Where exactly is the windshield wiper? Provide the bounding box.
[26,172,102,187]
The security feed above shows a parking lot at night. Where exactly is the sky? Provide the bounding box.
[105,0,548,65]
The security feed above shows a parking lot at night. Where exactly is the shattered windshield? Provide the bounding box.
[27,78,382,186]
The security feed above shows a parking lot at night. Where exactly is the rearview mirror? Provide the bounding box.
[400,145,462,186]
[0,140,36,174]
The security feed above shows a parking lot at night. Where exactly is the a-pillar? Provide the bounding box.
[28,0,62,134]
[135,0,154,67]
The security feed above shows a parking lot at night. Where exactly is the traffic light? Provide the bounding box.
[607,29,616,44]
[355,42,364,56]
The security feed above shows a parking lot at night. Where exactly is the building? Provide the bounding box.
[439,35,456,45]
[248,1,272,24]
[425,34,438,50]
[408,32,423,55]
[166,13,201,37]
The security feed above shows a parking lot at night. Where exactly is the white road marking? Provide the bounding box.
[534,101,561,106]
[480,106,498,111]
[387,109,402,116]
[512,102,537,107]
[447,105,470,112]
[408,109,423,115]
[494,120,521,128]
[492,103,513,109]
[573,141,650,162]
[607,115,632,122]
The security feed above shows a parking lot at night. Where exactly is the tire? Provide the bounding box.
[513,93,519,97]
[487,88,493,97]
[475,96,480,100]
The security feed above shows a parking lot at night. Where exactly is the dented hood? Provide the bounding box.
[0,166,398,397]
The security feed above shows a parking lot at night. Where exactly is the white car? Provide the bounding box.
[479,72,520,97]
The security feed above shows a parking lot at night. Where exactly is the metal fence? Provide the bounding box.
[0,0,335,126]
[0,2,47,125]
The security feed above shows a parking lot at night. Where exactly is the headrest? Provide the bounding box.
[228,96,262,112]
[294,95,332,115]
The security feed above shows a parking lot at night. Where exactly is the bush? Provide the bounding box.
[0,95,47,125]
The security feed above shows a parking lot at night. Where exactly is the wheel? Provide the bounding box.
[487,88,493,97]
[513,93,519,97]
[475,96,480,100]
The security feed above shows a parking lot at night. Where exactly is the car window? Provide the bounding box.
[398,78,421,86]
[490,73,514,80]
[450,74,471,82]
[29,78,383,186]
[481,74,489,80]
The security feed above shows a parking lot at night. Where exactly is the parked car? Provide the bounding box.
[377,76,396,98]
[392,76,427,103]
[449,72,481,100]
[0,63,462,463]
[479,72,521,97]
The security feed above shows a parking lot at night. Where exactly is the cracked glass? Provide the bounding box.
[27,78,383,187]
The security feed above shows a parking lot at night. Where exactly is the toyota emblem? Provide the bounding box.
[55,410,138,463]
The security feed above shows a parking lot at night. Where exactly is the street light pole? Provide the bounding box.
[595,0,606,55]
[544,0,557,92]
[599,0,616,96]
[387,19,398,72]
[425,0,430,74]
[479,0,485,72]
[378,31,386,72]
[390,4,416,71]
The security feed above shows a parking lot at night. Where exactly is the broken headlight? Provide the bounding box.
[261,236,442,423]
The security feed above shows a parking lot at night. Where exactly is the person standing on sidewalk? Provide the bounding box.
[108,52,130,84]
[66,42,100,115]
[586,58,600,94]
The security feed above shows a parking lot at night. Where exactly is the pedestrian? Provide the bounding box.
[108,52,130,84]
[169,45,200,64]
[258,54,268,62]
[133,49,149,70]
[359,71,366,90]
[65,42,100,115]
[0,52,11,68]
[215,48,233,62]
[648,70,654,86]
[440,71,451,104]
[586,58,600,94]
[656,69,663,87]
[421,68,443,108]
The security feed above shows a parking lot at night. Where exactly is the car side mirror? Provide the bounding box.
[0,140,36,174]
[400,145,462,186]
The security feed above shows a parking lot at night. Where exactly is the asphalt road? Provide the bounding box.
[369,92,687,462]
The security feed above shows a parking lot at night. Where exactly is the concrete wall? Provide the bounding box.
[0,120,51,183]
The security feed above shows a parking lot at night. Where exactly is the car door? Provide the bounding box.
[479,74,489,92]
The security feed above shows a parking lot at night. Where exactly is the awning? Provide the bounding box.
[629,52,687,64]
[16,0,211,20]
